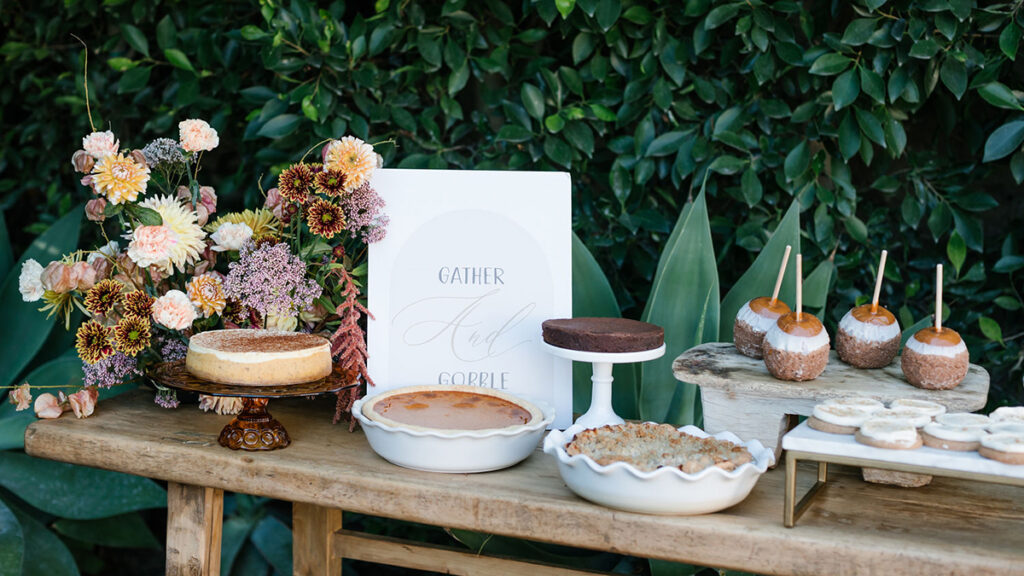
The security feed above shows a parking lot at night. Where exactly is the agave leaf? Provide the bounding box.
[719,200,801,340]
[0,211,12,280]
[901,316,934,347]
[571,233,638,420]
[803,256,835,320]
[640,188,719,425]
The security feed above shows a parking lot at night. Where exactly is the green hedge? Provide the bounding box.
[3,1,1022,398]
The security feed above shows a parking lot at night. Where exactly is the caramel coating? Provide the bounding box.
[747,296,791,319]
[776,312,824,337]
[913,326,964,347]
[850,304,897,326]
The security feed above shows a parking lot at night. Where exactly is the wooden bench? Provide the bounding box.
[24,390,1024,576]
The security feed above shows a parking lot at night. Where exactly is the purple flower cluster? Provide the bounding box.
[154,389,179,409]
[82,352,141,389]
[160,337,188,362]
[341,183,388,243]
[223,242,322,318]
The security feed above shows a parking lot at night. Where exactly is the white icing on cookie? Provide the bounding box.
[812,404,875,427]
[935,413,989,428]
[870,408,933,428]
[989,422,1024,435]
[764,322,830,353]
[838,310,901,343]
[980,433,1024,454]
[890,398,947,418]
[990,406,1024,423]
[923,421,988,442]
[904,335,968,358]
[859,419,920,447]
[735,301,778,333]
[822,396,885,412]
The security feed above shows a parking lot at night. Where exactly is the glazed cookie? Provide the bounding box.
[921,416,989,451]
[855,418,922,450]
[978,433,1024,465]
[822,396,886,413]
[868,408,934,429]
[990,406,1024,424]
[989,422,1024,435]
[808,404,877,435]
[889,398,947,418]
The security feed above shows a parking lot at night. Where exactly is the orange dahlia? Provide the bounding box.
[186,273,227,317]
[323,136,376,192]
[91,152,150,204]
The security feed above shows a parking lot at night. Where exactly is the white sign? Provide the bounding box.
[368,169,572,428]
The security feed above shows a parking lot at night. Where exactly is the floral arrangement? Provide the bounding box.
[14,117,387,423]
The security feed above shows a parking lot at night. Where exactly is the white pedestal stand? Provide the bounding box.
[543,342,666,429]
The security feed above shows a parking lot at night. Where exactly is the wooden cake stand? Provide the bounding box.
[150,361,356,451]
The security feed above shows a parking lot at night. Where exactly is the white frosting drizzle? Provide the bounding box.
[812,404,875,427]
[859,419,920,446]
[990,406,1024,423]
[904,335,968,358]
[822,396,885,412]
[870,408,933,428]
[923,421,988,442]
[890,398,947,417]
[935,413,990,428]
[989,422,1024,435]
[763,322,830,353]
[735,301,779,333]
[980,433,1024,454]
[838,310,901,343]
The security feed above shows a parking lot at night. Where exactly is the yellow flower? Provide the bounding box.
[137,195,206,273]
[323,136,377,192]
[206,209,279,237]
[187,273,226,317]
[91,153,150,204]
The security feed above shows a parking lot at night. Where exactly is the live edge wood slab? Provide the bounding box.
[674,342,989,460]
[25,390,1022,576]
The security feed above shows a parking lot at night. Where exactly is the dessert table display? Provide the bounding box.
[673,342,989,460]
[23,391,1024,576]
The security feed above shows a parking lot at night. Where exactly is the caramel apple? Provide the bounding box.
[763,312,830,381]
[901,327,968,390]
[836,304,901,368]
[734,296,791,359]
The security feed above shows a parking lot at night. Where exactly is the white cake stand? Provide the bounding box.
[543,342,666,429]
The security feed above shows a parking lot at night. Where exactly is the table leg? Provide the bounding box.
[166,482,223,576]
[294,502,343,576]
[785,459,830,528]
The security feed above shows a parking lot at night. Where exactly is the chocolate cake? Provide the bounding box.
[901,327,968,390]
[541,317,664,353]
[186,329,333,385]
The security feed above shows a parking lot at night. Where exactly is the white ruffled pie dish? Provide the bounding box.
[352,387,555,473]
[544,424,774,515]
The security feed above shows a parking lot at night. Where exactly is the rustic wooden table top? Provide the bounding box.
[24,390,1024,576]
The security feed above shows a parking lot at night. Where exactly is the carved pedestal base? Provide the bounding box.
[218,398,291,451]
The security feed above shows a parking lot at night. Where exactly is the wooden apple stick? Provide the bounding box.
[870,250,888,314]
[935,264,943,332]
[796,254,803,322]
[770,245,793,306]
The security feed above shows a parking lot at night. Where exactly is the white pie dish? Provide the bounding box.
[543,424,774,515]
[352,387,555,473]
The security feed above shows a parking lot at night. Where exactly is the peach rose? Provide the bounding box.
[41,262,75,293]
[68,388,98,419]
[264,187,285,220]
[178,119,219,153]
[71,261,97,291]
[34,393,64,419]
[85,198,107,222]
[72,150,95,173]
[127,225,177,269]
[152,290,197,330]
[82,130,119,159]
[10,383,31,411]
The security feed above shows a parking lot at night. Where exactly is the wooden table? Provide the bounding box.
[24,391,1024,576]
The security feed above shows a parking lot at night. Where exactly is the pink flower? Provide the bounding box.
[34,393,64,419]
[70,261,97,291]
[10,383,31,411]
[176,185,217,225]
[41,262,75,293]
[68,388,98,419]
[85,198,107,222]
[210,222,253,252]
[178,119,219,153]
[152,290,197,330]
[264,188,285,220]
[127,225,177,269]
[82,130,119,159]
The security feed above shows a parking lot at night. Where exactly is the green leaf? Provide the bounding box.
[809,53,852,75]
[595,0,621,31]
[0,212,11,280]
[740,168,763,206]
[995,295,1021,310]
[156,15,176,50]
[120,24,150,57]
[416,33,442,67]
[978,82,1024,111]
[994,255,1024,273]
[521,83,545,120]
[708,155,747,175]
[543,137,573,168]
[544,114,565,133]
[979,317,1004,345]
[258,114,301,139]
[947,231,966,276]
[572,33,595,64]
[301,94,318,122]
[623,5,652,24]
[125,205,162,226]
[705,3,740,29]
[239,25,265,40]
[855,108,886,147]
[448,61,470,96]
[571,233,637,419]
[10,506,77,576]
[250,515,292,575]
[983,120,1024,162]
[832,69,860,110]
[841,18,876,46]
[909,37,941,59]
[940,56,967,100]
[802,257,835,318]
[884,115,907,156]
[164,48,196,73]
[844,215,868,243]
[784,140,810,181]
[0,498,23,576]
[220,516,257,574]
[0,208,81,391]
[53,512,160,549]
[1000,22,1021,61]
[838,112,861,160]
[720,200,800,340]
[641,187,719,425]
[0,452,166,519]
[901,316,934,348]
[496,125,533,142]
[646,131,687,157]
[1011,151,1024,184]
[556,0,575,18]
[107,57,136,72]
[118,66,151,93]
[860,67,885,104]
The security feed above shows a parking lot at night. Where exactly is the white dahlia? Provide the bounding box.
[137,195,207,273]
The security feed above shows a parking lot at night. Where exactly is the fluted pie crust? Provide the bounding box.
[361,385,543,434]
[186,329,333,386]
